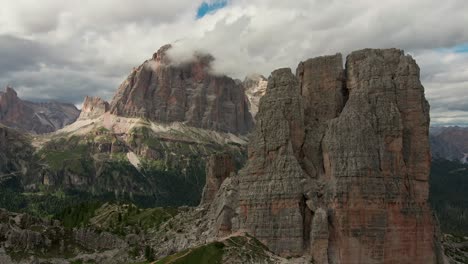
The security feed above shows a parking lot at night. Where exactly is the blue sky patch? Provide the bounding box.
[196,0,228,19]
[437,43,468,53]
[453,44,468,53]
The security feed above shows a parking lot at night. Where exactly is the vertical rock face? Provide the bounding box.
[235,49,443,263]
[322,49,437,264]
[243,74,268,118]
[110,45,254,134]
[296,54,346,179]
[78,96,110,120]
[0,86,80,134]
[200,153,235,205]
[238,68,308,256]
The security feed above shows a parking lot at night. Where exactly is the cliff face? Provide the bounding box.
[110,45,254,134]
[236,49,443,263]
[0,86,80,134]
[238,68,307,254]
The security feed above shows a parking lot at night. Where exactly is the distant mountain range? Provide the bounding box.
[0,86,80,134]
[430,126,468,163]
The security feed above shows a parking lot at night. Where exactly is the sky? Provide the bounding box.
[0,0,467,126]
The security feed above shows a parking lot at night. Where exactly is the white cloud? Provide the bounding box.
[0,0,467,124]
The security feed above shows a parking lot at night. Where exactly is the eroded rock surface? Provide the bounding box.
[237,68,308,256]
[234,49,443,263]
[78,96,109,120]
[110,45,254,134]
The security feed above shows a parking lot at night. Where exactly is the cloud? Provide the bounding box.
[0,0,467,124]
[0,35,55,75]
[414,49,468,125]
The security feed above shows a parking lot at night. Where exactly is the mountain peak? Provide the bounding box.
[152,44,173,64]
[78,96,109,120]
[4,86,18,96]
[110,45,253,134]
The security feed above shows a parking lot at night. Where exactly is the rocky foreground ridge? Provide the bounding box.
[0,87,80,134]
[149,48,446,264]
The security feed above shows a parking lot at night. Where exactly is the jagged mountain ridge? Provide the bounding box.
[0,86,80,134]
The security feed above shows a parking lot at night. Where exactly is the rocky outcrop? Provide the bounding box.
[234,49,443,263]
[243,74,267,117]
[200,153,235,205]
[0,86,80,134]
[110,45,254,134]
[79,96,109,120]
[0,206,159,264]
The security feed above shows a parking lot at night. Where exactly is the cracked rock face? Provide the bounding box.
[110,45,254,135]
[238,68,308,256]
[234,49,443,263]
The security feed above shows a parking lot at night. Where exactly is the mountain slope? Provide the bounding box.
[0,86,80,134]
[32,111,247,206]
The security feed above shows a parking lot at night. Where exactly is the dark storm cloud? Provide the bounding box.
[0,35,52,75]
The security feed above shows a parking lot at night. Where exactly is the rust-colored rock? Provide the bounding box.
[322,48,439,264]
[109,45,254,134]
[296,54,346,179]
[200,153,235,205]
[238,68,308,256]
[78,96,110,120]
[233,49,444,263]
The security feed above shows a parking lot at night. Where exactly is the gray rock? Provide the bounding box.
[0,86,80,134]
